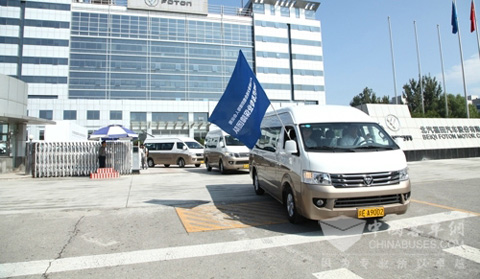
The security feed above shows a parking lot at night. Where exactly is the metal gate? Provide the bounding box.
[32,141,132,177]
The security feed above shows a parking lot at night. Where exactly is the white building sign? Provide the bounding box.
[128,0,208,15]
[359,104,480,153]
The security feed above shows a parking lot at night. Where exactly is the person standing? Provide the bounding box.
[143,144,148,169]
[98,141,107,168]
[140,144,146,170]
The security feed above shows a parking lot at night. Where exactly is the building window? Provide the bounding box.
[270,5,276,15]
[110,110,123,120]
[253,3,265,14]
[295,8,300,18]
[39,110,53,120]
[152,112,188,122]
[305,10,316,19]
[63,110,77,120]
[280,7,290,17]
[87,110,100,120]
[193,112,208,122]
[131,112,146,122]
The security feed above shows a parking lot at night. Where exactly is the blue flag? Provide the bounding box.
[209,50,270,149]
[452,1,459,34]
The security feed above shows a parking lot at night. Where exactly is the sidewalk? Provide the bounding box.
[0,170,31,180]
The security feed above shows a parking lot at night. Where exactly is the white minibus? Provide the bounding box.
[249,105,411,223]
[204,129,250,173]
[144,137,204,168]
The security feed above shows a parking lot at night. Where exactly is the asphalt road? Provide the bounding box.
[0,158,479,279]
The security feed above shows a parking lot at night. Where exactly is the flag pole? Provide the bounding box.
[413,20,424,115]
[268,103,292,140]
[453,0,470,118]
[388,16,398,104]
[437,24,449,118]
[473,0,480,59]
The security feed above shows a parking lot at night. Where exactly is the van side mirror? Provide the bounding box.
[218,141,225,148]
[182,145,187,150]
[285,140,298,154]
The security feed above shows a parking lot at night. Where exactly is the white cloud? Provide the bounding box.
[440,54,480,96]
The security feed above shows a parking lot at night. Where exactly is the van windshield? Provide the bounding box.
[299,123,399,152]
[225,135,245,146]
[185,141,203,149]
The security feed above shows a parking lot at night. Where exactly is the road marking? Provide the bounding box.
[175,201,287,232]
[411,199,480,216]
[0,210,476,278]
[312,268,363,279]
[444,245,480,264]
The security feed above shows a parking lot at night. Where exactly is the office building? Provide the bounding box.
[0,0,324,141]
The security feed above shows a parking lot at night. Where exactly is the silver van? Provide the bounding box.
[144,137,204,168]
[249,105,411,223]
[204,129,250,173]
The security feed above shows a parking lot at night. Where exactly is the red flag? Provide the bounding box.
[472,0,477,32]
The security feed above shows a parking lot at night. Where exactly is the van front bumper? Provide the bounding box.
[296,180,411,220]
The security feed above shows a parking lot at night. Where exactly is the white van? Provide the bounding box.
[249,105,411,223]
[144,137,204,168]
[204,129,250,173]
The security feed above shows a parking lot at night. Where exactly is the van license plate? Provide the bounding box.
[243,164,249,169]
[357,207,384,218]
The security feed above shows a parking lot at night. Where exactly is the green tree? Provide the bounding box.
[402,75,443,117]
[350,87,390,107]
[446,94,480,118]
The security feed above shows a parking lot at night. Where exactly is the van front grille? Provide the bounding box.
[331,171,400,188]
[334,195,401,208]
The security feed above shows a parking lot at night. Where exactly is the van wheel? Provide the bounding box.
[219,160,226,174]
[253,172,264,195]
[177,158,185,168]
[147,158,155,168]
[285,186,301,224]
[195,164,201,167]
[164,164,170,168]
[205,159,212,171]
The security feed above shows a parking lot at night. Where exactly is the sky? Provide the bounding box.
[210,0,480,106]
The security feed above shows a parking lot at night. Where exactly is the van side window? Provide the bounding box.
[256,126,281,152]
[160,142,174,150]
[145,143,156,151]
[177,142,185,150]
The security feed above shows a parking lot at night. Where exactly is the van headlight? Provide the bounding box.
[303,171,331,185]
[399,168,409,181]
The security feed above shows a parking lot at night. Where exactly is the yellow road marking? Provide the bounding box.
[412,199,480,216]
[175,201,288,233]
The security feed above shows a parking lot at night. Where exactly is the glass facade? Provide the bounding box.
[69,11,253,101]
[0,0,323,140]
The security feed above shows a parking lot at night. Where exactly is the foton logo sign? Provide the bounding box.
[128,0,208,15]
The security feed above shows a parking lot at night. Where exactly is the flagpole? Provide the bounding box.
[437,24,449,118]
[473,0,480,59]
[388,16,398,104]
[413,20,424,115]
[268,103,291,140]
[453,0,470,118]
